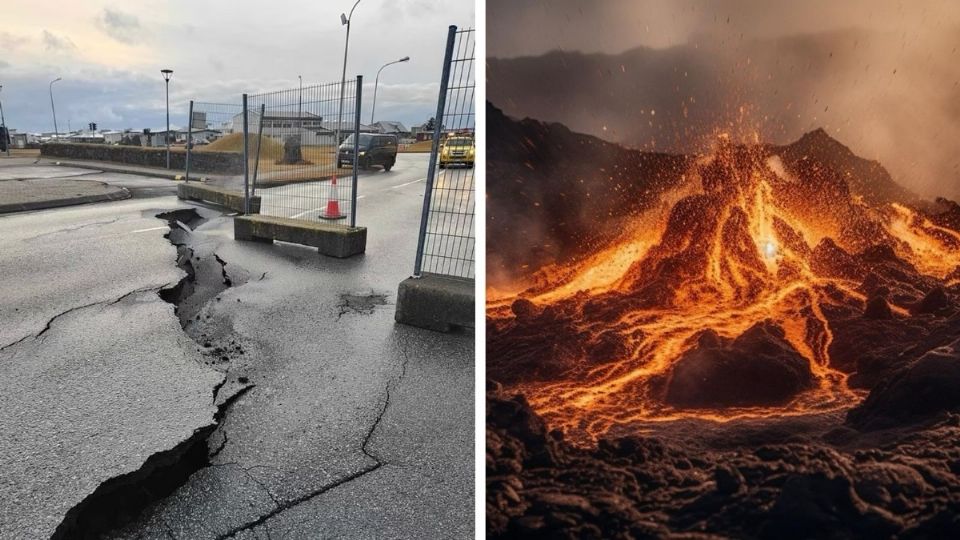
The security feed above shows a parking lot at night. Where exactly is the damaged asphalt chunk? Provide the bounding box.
[54,209,253,539]
[336,292,389,319]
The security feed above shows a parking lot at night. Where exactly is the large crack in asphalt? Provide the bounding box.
[52,208,254,539]
[215,340,413,539]
[48,208,411,539]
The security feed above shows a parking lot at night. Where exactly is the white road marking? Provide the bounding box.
[130,226,168,234]
[290,208,323,219]
[390,179,425,189]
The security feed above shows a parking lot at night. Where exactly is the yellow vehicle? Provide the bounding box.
[439,135,475,168]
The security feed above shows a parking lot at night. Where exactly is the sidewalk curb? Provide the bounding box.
[44,159,185,181]
[0,186,132,215]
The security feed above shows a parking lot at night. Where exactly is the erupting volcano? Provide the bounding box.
[487,105,960,538]
[490,126,959,442]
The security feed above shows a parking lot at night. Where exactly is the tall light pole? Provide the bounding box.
[370,56,410,125]
[161,69,173,169]
[298,75,302,129]
[336,0,361,149]
[0,85,9,156]
[49,77,61,141]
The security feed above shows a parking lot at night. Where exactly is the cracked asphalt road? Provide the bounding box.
[0,155,474,539]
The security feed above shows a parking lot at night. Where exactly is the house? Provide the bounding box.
[411,123,443,142]
[180,128,222,144]
[64,130,105,144]
[372,120,409,137]
[102,130,125,145]
[231,111,332,145]
[230,110,377,145]
[6,129,40,148]
[143,128,181,147]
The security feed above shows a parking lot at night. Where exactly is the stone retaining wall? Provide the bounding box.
[40,143,244,174]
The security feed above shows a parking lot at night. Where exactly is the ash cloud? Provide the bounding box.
[487,0,960,200]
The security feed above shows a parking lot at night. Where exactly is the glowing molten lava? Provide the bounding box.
[488,134,960,443]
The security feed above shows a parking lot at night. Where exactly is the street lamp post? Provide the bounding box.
[370,56,410,125]
[49,77,62,141]
[298,75,302,129]
[161,69,173,169]
[0,85,9,156]
[336,0,361,149]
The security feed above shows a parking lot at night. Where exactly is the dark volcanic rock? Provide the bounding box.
[912,286,952,315]
[762,473,898,539]
[486,386,960,539]
[847,340,960,429]
[810,238,865,281]
[664,322,815,408]
[863,295,893,320]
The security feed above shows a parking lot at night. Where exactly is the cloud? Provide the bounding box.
[0,32,30,51]
[95,7,141,44]
[41,30,76,52]
[3,1,476,133]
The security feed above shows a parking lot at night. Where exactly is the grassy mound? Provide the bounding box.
[201,133,283,161]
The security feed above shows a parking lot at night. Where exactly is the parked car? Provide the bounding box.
[439,136,475,168]
[337,133,398,171]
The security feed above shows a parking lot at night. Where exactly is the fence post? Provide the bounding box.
[185,100,193,182]
[252,103,265,196]
[413,25,457,277]
[242,93,249,215]
[350,75,362,227]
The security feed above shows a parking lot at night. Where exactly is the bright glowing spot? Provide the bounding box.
[762,240,778,259]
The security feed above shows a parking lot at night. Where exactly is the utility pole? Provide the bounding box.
[49,77,62,141]
[161,69,173,168]
[336,0,361,148]
[0,85,9,156]
[371,56,410,125]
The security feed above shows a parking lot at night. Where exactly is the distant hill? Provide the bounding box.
[488,27,960,200]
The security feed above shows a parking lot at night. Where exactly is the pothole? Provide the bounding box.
[337,292,390,319]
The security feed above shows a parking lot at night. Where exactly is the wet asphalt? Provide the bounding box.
[0,154,474,539]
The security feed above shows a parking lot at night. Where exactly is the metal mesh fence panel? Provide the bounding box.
[414,26,476,280]
[245,78,361,226]
[184,101,245,183]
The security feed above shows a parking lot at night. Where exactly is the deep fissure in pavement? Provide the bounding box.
[55,208,252,540]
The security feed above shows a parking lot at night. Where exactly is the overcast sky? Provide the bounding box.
[488,0,960,57]
[487,0,960,199]
[0,0,473,133]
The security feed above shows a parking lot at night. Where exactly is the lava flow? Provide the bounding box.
[487,131,960,443]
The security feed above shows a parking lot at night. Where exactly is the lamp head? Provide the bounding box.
[340,13,348,25]
[399,56,410,62]
[161,69,173,81]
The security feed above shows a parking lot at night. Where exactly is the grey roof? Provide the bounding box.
[318,120,376,132]
[374,120,409,133]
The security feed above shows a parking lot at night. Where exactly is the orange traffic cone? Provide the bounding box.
[320,174,346,220]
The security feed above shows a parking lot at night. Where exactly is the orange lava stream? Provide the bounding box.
[488,142,957,442]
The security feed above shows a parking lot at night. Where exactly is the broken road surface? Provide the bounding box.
[0,198,225,539]
[1,154,474,538]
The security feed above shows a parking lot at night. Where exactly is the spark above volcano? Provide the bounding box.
[488,128,960,443]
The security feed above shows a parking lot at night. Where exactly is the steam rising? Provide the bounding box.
[487,0,960,199]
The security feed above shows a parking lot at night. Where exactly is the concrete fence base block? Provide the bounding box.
[234,215,366,258]
[178,183,259,214]
[395,274,475,332]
